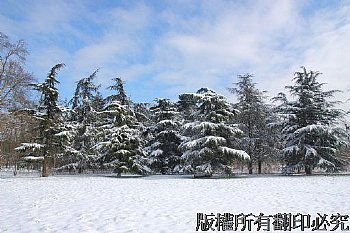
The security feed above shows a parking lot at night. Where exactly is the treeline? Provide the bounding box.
[0,32,349,177]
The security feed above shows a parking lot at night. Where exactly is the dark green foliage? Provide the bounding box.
[105,77,129,105]
[229,74,276,174]
[67,70,101,172]
[147,98,182,174]
[274,67,346,174]
[177,93,197,122]
[96,77,149,175]
[16,64,65,176]
[178,88,249,175]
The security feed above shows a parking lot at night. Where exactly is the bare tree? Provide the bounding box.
[0,110,36,169]
[0,32,34,109]
[0,32,34,172]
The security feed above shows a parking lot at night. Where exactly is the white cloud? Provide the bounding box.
[148,0,304,98]
[1,0,349,110]
[148,0,350,108]
[293,2,350,112]
[70,3,154,85]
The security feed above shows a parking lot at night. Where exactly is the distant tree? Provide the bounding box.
[179,88,249,176]
[105,77,129,105]
[0,32,35,168]
[146,98,182,174]
[0,110,36,169]
[228,74,276,174]
[0,32,34,109]
[15,64,65,177]
[273,67,347,174]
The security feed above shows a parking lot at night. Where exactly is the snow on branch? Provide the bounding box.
[317,158,335,168]
[55,130,74,140]
[15,143,45,152]
[22,156,44,161]
[305,146,317,158]
[282,145,300,155]
[157,120,178,127]
[219,147,250,160]
[294,124,330,135]
[181,136,226,150]
[116,149,131,156]
[150,149,163,157]
[184,121,240,134]
[196,163,212,174]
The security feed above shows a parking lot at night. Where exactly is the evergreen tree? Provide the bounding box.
[179,88,249,176]
[91,91,106,113]
[146,98,182,174]
[67,70,101,173]
[274,67,346,174]
[335,123,350,168]
[15,64,65,177]
[229,74,275,174]
[105,77,129,105]
[133,102,152,126]
[96,77,149,175]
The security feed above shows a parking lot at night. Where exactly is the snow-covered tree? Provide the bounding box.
[274,67,346,174]
[177,92,198,122]
[15,64,65,177]
[105,77,129,105]
[335,123,350,168]
[179,88,249,175]
[146,98,182,174]
[66,70,101,172]
[133,102,152,126]
[95,77,149,175]
[91,91,105,113]
[229,74,276,174]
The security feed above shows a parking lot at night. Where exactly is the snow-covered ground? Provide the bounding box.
[1,174,349,232]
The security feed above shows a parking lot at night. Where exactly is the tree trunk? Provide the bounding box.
[194,173,212,178]
[53,156,56,171]
[258,160,262,174]
[305,166,312,175]
[42,157,49,177]
[248,161,253,174]
[13,162,17,176]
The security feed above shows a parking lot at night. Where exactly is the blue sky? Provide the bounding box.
[1,0,350,106]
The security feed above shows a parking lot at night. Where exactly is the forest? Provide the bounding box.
[1,31,349,177]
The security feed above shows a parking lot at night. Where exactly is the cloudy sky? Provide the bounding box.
[1,0,350,107]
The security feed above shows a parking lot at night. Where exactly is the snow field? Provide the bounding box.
[1,175,349,232]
